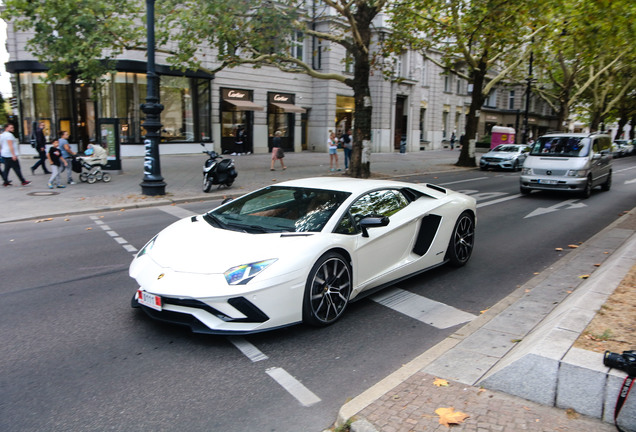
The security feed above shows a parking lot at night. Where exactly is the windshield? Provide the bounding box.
[205,186,351,233]
[530,136,590,157]
[492,145,520,153]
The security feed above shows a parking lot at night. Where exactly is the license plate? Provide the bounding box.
[138,290,162,311]
[539,179,557,184]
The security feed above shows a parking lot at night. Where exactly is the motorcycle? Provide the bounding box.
[201,143,238,192]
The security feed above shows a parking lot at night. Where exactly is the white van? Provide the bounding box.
[520,133,612,198]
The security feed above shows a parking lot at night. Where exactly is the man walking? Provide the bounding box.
[59,130,76,184]
[1,123,31,186]
[30,121,51,174]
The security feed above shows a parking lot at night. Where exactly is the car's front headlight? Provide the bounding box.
[521,167,532,175]
[224,259,278,285]
[567,169,588,177]
[137,235,158,258]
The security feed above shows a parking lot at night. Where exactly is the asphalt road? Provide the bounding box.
[1,157,635,432]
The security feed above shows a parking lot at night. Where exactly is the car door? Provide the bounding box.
[335,189,419,293]
[591,137,611,186]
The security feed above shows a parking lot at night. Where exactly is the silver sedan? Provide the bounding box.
[480,144,531,171]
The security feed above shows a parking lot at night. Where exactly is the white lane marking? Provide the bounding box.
[477,194,522,208]
[371,288,476,329]
[616,166,636,173]
[158,205,198,219]
[625,178,636,185]
[438,177,489,186]
[90,215,137,255]
[227,337,269,363]
[524,199,587,219]
[266,367,321,407]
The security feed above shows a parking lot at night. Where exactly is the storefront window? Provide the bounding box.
[18,72,52,140]
[160,76,194,142]
[197,79,211,141]
[267,113,286,138]
[54,78,72,137]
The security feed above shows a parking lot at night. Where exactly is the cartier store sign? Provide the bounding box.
[223,88,251,101]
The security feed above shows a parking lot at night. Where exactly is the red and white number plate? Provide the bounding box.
[138,290,162,311]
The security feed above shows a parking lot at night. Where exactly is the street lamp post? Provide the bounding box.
[140,0,166,196]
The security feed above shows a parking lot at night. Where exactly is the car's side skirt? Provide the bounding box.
[350,260,449,303]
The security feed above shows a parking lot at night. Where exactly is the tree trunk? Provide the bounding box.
[347,4,376,179]
[456,63,486,167]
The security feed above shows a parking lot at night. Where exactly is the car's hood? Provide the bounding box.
[147,216,314,273]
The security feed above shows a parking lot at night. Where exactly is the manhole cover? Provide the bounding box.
[27,191,60,196]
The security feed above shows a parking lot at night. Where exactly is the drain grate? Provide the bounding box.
[27,191,60,196]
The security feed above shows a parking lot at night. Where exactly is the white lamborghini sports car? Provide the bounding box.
[130,177,476,334]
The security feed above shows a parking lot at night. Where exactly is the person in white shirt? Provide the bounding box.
[1,124,31,186]
[328,130,340,172]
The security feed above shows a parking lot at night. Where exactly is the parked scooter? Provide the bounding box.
[201,143,237,192]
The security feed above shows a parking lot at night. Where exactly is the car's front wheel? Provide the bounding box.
[446,211,475,267]
[302,252,352,327]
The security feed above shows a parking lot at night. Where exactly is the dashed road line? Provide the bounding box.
[89,215,137,253]
[371,288,476,329]
[266,367,322,407]
[157,205,198,219]
[228,337,269,362]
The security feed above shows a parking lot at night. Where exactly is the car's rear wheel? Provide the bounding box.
[303,251,352,327]
[446,211,475,267]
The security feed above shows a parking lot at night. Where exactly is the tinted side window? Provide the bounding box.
[335,189,409,234]
[599,137,611,151]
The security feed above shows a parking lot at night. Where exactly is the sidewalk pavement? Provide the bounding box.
[2,150,634,432]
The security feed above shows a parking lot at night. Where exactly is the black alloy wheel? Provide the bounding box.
[446,211,475,267]
[303,252,352,326]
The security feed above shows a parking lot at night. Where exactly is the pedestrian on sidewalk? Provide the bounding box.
[1,123,31,186]
[328,130,340,172]
[342,129,352,170]
[47,139,67,189]
[59,131,76,184]
[450,132,456,150]
[30,121,51,175]
[270,131,286,171]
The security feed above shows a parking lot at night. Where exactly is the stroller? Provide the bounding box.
[74,144,111,183]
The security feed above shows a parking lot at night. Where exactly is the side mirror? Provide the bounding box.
[359,216,390,238]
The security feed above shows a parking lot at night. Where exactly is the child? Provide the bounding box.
[47,139,67,188]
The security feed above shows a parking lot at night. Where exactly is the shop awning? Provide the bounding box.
[271,102,306,114]
[224,99,265,111]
